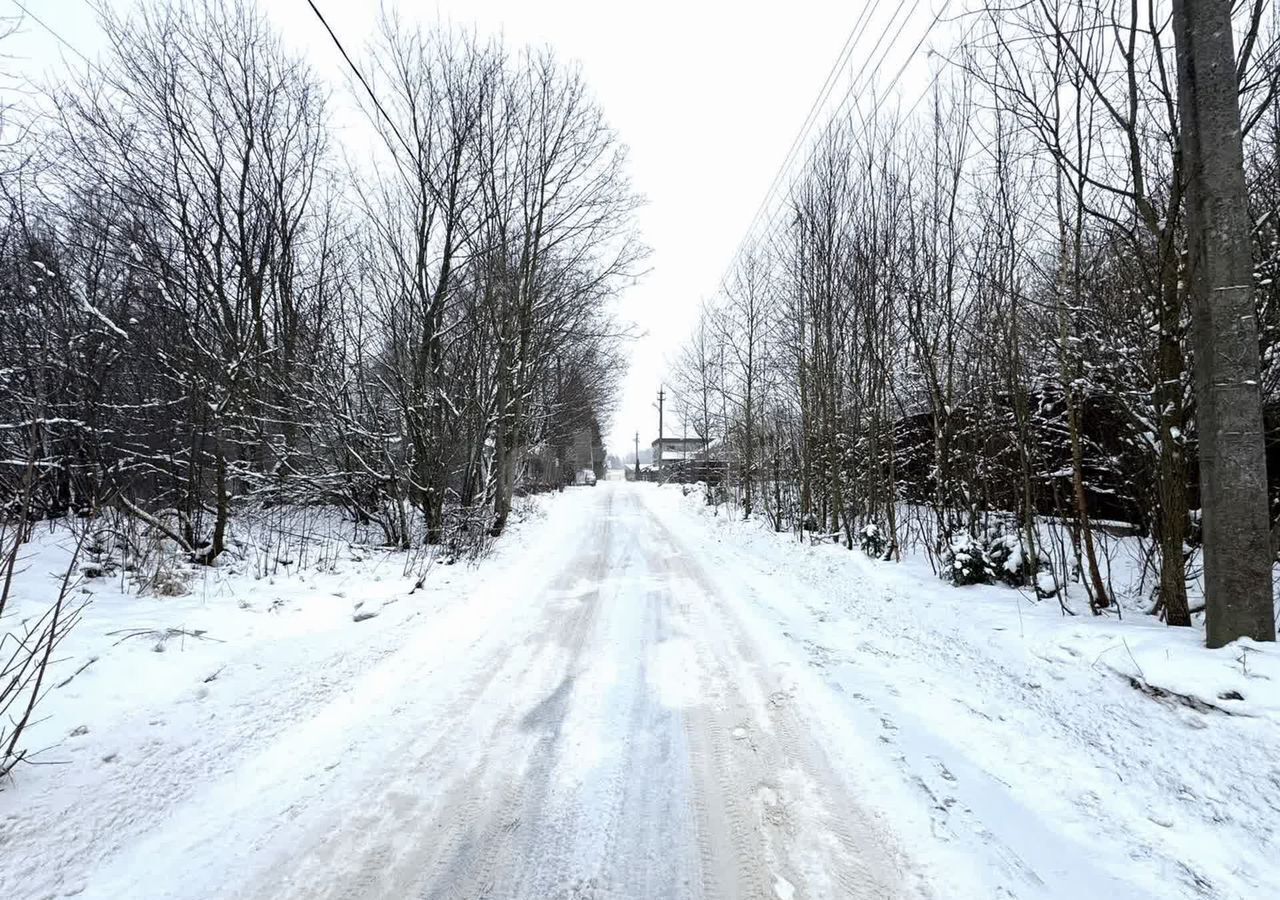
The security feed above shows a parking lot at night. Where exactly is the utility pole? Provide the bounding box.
[1173,0,1276,646]
[656,387,665,471]
[634,431,640,481]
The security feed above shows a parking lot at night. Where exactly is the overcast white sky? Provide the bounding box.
[5,0,951,457]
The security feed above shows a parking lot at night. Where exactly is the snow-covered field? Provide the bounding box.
[1,482,1277,899]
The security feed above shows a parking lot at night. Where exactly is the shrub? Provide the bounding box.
[943,525,1052,593]
[859,522,887,559]
[945,531,992,586]
[986,530,1032,587]
[2,525,88,781]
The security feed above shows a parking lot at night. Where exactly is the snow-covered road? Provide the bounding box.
[204,481,911,900]
[6,481,1272,899]
[72,483,908,899]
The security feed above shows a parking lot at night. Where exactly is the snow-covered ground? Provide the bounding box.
[650,485,1280,899]
[1,482,1276,899]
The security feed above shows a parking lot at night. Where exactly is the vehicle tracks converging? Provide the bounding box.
[74,485,915,900]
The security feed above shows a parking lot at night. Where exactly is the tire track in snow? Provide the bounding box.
[250,493,619,899]
[409,491,618,900]
[642,496,914,900]
[55,485,916,899]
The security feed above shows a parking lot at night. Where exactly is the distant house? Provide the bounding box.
[651,436,708,469]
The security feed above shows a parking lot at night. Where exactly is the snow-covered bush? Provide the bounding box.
[859,522,887,559]
[1034,568,1060,599]
[705,481,731,507]
[944,531,992,586]
[985,530,1032,588]
[942,525,1053,593]
[134,525,193,598]
[146,565,191,598]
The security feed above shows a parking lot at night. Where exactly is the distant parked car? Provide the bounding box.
[576,468,597,486]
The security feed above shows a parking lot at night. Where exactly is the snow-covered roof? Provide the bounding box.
[651,436,708,448]
[656,450,701,462]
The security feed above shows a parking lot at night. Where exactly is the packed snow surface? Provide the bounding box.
[2,482,1277,898]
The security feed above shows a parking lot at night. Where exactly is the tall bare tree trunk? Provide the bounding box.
[1174,0,1276,645]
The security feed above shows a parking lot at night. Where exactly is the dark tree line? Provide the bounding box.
[674,0,1279,633]
[0,0,638,559]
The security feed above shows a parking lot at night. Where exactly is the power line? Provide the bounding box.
[764,0,953,234]
[721,0,962,283]
[732,2,882,259]
[9,0,94,67]
[302,0,415,163]
[755,0,935,247]
[715,0,934,293]
[814,0,929,152]
[808,0,933,154]
[10,0,418,179]
[789,0,973,215]
[13,0,417,168]
[852,1,962,140]
[724,1,915,281]
[893,8,983,124]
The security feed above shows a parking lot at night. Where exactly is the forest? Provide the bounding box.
[671,0,1280,634]
[0,0,637,549]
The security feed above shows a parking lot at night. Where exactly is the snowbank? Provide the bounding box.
[0,494,568,899]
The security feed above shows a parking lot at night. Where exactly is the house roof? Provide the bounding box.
[650,436,708,448]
